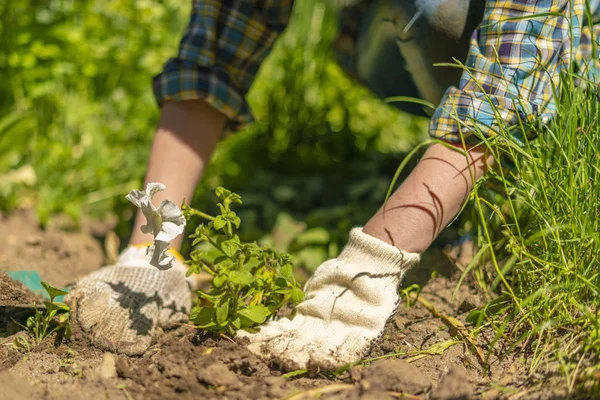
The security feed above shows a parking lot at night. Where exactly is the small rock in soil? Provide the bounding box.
[25,236,42,246]
[115,356,135,380]
[90,352,117,380]
[361,359,431,395]
[262,376,287,398]
[430,366,474,400]
[156,356,187,379]
[197,362,242,390]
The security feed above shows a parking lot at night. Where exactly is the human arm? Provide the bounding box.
[132,0,294,249]
[363,142,492,253]
[129,99,225,250]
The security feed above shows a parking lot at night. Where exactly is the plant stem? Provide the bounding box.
[187,208,215,221]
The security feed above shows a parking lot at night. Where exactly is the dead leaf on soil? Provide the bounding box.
[411,292,487,367]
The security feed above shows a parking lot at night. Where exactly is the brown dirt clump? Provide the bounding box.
[0,272,43,338]
[0,271,42,307]
[360,359,432,393]
[430,367,474,400]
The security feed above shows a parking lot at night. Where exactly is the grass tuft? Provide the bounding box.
[463,72,600,383]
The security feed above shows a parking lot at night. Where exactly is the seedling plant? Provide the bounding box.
[18,282,71,343]
[182,187,304,335]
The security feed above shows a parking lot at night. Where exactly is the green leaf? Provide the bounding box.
[466,310,484,327]
[57,313,70,325]
[214,255,229,264]
[274,277,288,288]
[466,294,510,327]
[229,270,255,286]
[280,264,293,278]
[190,306,217,329]
[237,304,269,324]
[228,193,242,204]
[291,287,304,303]
[231,317,241,330]
[216,299,230,326]
[213,216,226,230]
[216,187,231,200]
[41,282,68,302]
[220,236,239,257]
[213,274,227,288]
[239,315,255,328]
[44,301,70,314]
[281,369,308,379]
[63,321,72,339]
[52,302,70,311]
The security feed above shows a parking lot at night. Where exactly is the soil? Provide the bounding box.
[0,213,592,399]
[0,210,106,289]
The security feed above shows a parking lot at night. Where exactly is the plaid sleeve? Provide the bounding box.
[575,1,600,83]
[153,0,293,129]
[429,0,586,144]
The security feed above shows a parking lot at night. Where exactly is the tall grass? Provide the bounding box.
[463,70,600,383]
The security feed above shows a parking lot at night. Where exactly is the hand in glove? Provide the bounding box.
[237,228,420,370]
[65,246,194,356]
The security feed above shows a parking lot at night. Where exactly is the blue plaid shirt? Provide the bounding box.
[153,0,600,142]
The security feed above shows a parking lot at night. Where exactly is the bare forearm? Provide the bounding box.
[363,143,493,253]
[130,100,226,248]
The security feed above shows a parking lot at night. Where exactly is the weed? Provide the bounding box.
[18,282,71,343]
[447,7,600,384]
[117,384,134,400]
[458,74,600,374]
[182,187,304,335]
[12,335,31,353]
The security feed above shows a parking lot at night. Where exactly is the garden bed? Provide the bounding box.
[0,212,581,399]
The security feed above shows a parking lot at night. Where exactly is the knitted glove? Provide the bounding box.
[65,246,193,356]
[237,228,420,370]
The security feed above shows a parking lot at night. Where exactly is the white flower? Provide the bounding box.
[125,183,186,270]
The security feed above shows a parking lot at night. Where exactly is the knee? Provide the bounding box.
[414,0,471,39]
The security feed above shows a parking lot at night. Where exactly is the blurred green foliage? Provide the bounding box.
[0,0,188,223]
[0,0,427,270]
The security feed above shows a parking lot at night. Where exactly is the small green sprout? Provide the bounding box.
[182,187,304,335]
[21,282,72,343]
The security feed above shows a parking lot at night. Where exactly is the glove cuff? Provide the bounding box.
[338,227,420,276]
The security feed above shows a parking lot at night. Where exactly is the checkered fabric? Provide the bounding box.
[154,0,600,142]
[430,0,600,144]
[152,0,293,129]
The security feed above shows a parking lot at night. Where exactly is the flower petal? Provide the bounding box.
[125,189,152,210]
[145,182,166,198]
[156,200,186,242]
[126,185,161,236]
[140,209,162,236]
[146,240,174,270]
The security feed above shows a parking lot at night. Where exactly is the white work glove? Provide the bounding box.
[65,246,195,356]
[237,227,420,370]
